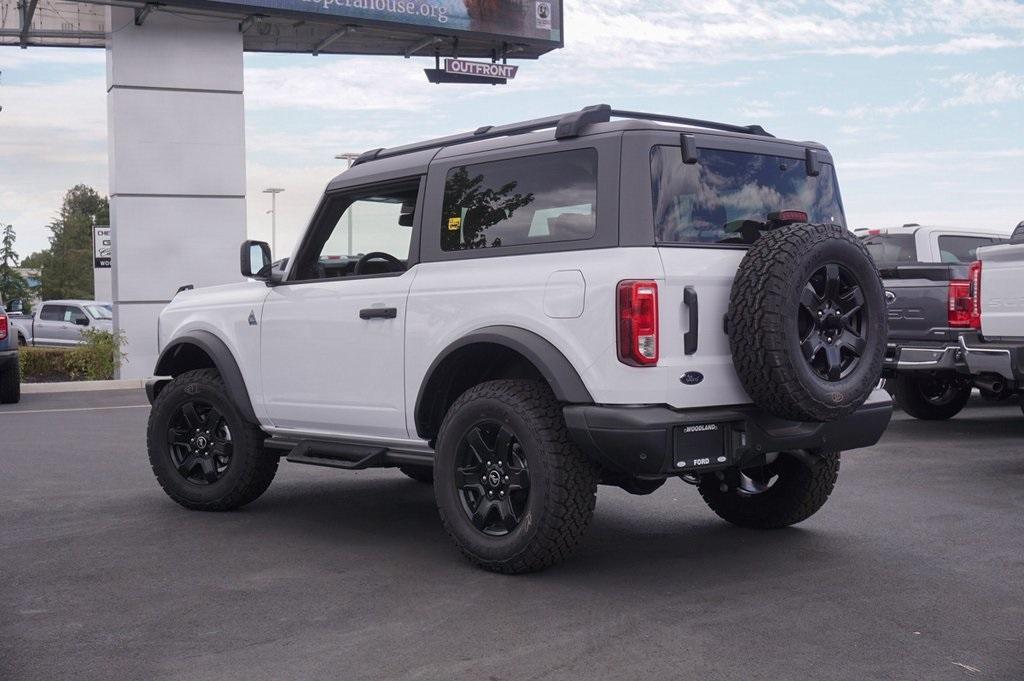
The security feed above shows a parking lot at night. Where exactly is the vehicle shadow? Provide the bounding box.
[230,472,864,585]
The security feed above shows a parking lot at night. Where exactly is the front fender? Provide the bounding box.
[152,330,258,423]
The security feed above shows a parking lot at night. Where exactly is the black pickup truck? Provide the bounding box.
[878,263,988,419]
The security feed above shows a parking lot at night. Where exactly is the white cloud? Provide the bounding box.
[940,71,1024,107]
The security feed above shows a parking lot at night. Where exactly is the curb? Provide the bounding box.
[22,379,147,394]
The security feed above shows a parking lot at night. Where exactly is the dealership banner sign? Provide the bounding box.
[190,0,562,44]
[93,226,112,269]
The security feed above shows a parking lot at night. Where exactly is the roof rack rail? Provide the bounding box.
[350,104,773,166]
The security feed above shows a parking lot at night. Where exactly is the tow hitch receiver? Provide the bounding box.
[672,422,736,472]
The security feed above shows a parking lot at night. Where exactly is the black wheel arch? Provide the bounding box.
[414,325,592,441]
[151,330,258,423]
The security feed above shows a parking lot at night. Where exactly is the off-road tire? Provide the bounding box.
[434,379,598,574]
[398,465,434,484]
[147,369,277,511]
[895,373,972,420]
[698,450,840,529]
[727,223,887,422]
[0,362,20,404]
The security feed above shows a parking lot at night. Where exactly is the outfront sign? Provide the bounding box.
[93,226,112,268]
[444,58,518,79]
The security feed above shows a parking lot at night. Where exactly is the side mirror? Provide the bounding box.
[74,317,89,326]
[1011,221,1024,245]
[241,240,272,280]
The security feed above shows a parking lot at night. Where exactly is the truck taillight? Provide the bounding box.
[969,260,982,330]
[0,313,7,341]
[617,280,658,366]
[948,261,982,330]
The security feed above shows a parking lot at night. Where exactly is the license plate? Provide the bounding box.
[673,423,731,472]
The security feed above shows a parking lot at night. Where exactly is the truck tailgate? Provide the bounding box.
[880,264,965,343]
[978,244,1024,339]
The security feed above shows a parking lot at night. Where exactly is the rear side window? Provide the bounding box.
[441,149,597,251]
[651,146,845,245]
[862,234,917,265]
[937,235,1003,263]
[40,305,65,321]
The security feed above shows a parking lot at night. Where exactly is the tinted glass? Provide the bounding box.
[937,235,1001,263]
[441,149,597,251]
[651,146,845,245]
[862,234,917,265]
[40,305,65,321]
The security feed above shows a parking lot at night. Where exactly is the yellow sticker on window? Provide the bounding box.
[447,217,462,231]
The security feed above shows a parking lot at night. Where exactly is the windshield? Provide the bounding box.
[651,146,845,245]
[85,304,113,320]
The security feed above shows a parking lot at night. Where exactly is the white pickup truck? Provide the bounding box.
[958,222,1024,412]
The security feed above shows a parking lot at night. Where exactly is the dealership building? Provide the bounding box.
[1,0,561,377]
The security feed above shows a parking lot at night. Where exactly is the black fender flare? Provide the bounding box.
[414,325,593,437]
[152,330,258,423]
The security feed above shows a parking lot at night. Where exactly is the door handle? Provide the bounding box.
[683,286,698,355]
[359,307,398,320]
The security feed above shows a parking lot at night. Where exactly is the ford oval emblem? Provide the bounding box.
[680,371,704,385]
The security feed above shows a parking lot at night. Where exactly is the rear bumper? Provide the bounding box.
[882,340,966,376]
[958,334,1024,383]
[564,389,893,476]
[0,348,18,368]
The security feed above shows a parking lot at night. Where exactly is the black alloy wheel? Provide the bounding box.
[798,263,867,381]
[455,421,531,536]
[167,399,233,485]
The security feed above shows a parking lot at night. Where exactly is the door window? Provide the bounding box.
[65,307,89,325]
[292,181,419,281]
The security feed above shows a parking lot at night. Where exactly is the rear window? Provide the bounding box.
[441,149,597,251]
[40,305,65,321]
[651,146,845,245]
[861,234,917,265]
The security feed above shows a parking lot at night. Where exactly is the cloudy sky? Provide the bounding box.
[1,0,1022,257]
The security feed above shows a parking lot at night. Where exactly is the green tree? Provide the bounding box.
[0,223,32,309]
[32,185,109,300]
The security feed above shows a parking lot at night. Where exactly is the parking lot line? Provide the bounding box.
[0,405,149,416]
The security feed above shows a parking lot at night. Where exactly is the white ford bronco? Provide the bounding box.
[146,105,892,573]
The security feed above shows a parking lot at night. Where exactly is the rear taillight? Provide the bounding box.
[0,313,7,341]
[617,280,659,366]
[969,260,982,330]
[948,261,982,330]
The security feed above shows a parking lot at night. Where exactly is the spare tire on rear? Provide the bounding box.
[727,223,886,423]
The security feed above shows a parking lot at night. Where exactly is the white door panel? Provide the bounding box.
[260,272,414,436]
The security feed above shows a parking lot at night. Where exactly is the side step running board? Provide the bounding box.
[276,437,434,470]
[286,440,388,470]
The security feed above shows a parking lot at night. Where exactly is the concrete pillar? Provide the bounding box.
[106,7,246,378]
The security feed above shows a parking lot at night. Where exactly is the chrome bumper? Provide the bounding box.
[958,336,1016,381]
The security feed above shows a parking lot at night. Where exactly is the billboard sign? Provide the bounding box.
[187,0,562,46]
[93,226,112,268]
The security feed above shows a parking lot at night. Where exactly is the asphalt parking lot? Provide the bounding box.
[2,390,1022,681]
